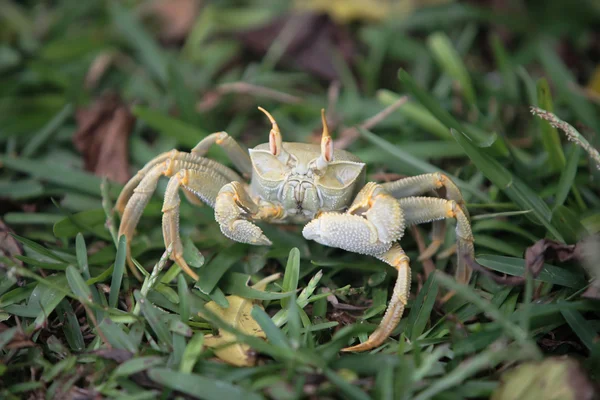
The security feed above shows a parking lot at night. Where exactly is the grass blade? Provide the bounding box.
[148,367,264,400]
[109,235,127,308]
[21,103,73,158]
[134,290,172,349]
[559,304,597,351]
[450,128,564,242]
[132,105,207,148]
[476,254,585,288]
[407,272,439,340]
[427,32,476,105]
[536,78,566,170]
[281,248,300,308]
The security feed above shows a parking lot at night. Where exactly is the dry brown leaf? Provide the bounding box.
[73,93,134,184]
[239,13,355,81]
[140,0,202,43]
[198,273,280,367]
[0,218,23,268]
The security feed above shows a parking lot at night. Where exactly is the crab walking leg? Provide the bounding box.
[302,183,408,351]
[116,150,242,214]
[399,196,474,285]
[191,131,253,177]
[215,182,284,245]
[382,173,468,260]
[162,169,231,280]
[341,245,411,352]
[118,157,233,278]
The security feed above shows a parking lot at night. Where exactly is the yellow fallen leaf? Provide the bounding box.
[295,0,452,24]
[198,273,280,367]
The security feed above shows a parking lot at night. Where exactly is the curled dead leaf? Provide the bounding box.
[73,93,134,184]
[239,13,355,81]
[198,274,280,367]
[0,219,23,268]
[139,0,202,43]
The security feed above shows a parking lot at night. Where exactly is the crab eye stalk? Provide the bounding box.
[314,108,333,172]
[258,107,289,163]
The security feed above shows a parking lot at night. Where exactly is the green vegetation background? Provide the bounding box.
[0,1,599,399]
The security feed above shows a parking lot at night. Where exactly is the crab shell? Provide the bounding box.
[249,143,366,223]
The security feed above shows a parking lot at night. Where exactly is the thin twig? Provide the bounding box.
[197,82,302,111]
[217,82,302,104]
[410,225,436,279]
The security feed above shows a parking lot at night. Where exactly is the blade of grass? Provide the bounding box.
[323,368,371,400]
[537,42,600,133]
[177,274,190,322]
[21,103,73,158]
[406,272,439,340]
[0,156,111,197]
[57,299,85,351]
[221,273,293,300]
[179,332,204,373]
[251,305,290,349]
[358,127,489,201]
[134,290,172,350]
[113,356,164,377]
[450,128,565,242]
[476,254,585,288]
[97,318,138,353]
[398,69,508,156]
[109,235,127,309]
[490,34,518,101]
[559,304,597,351]
[132,105,207,149]
[75,233,90,280]
[435,272,541,359]
[108,2,167,84]
[168,63,198,125]
[66,265,93,302]
[553,144,582,211]
[427,32,476,106]
[281,248,300,309]
[11,233,67,262]
[536,78,566,170]
[148,367,264,400]
[414,343,517,400]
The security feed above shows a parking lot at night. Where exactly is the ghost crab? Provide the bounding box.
[116,107,475,352]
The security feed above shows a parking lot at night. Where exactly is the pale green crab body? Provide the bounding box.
[250,142,366,222]
[116,107,476,353]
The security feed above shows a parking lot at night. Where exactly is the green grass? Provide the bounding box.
[1,1,600,399]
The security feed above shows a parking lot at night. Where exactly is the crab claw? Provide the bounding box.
[215,182,273,246]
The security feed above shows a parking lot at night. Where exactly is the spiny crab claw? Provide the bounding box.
[215,182,272,246]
